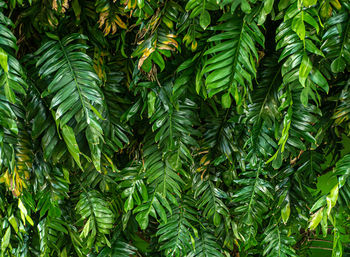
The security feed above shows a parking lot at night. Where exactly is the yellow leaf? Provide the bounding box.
[104,24,111,36]
[200,155,207,165]
[330,0,341,9]
[138,48,154,69]
[158,45,175,51]
[191,41,198,51]
[111,23,117,35]
[115,15,127,29]
[309,207,324,230]
[166,34,177,38]
[99,12,108,27]
[163,38,178,48]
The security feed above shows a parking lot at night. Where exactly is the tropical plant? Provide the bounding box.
[0,0,350,256]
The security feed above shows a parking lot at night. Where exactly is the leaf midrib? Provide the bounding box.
[339,17,350,59]
[58,39,88,124]
[228,18,246,90]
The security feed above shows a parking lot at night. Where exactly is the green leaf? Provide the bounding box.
[76,190,114,242]
[157,196,198,256]
[213,212,221,226]
[86,124,102,172]
[299,54,312,87]
[124,195,134,212]
[137,0,144,8]
[316,172,338,195]
[72,0,81,20]
[309,207,324,230]
[292,14,305,40]
[221,92,231,108]
[278,0,290,10]
[303,12,319,33]
[62,125,82,169]
[200,10,211,30]
[35,33,103,162]
[305,39,324,57]
[300,84,310,106]
[152,51,165,71]
[0,47,8,73]
[1,227,11,253]
[203,15,263,100]
[8,216,18,234]
[45,32,59,40]
[281,201,291,224]
[262,220,296,257]
[147,91,156,118]
[310,196,327,213]
[241,0,251,13]
[81,218,91,238]
[272,149,283,169]
[326,184,338,216]
[309,69,329,93]
[136,210,149,230]
[331,57,346,73]
[302,0,317,8]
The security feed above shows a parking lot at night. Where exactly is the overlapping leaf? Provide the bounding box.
[202,14,264,108]
[35,33,104,171]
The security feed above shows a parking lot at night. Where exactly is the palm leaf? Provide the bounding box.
[75,190,114,248]
[193,173,229,227]
[157,195,198,257]
[246,55,281,165]
[202,14,264,108]
[0,14,27,104]
[186,224,224,257]
[35,33,104,171]
[321,4,350,74]
[262,219,297,257]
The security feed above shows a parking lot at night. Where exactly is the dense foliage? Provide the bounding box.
[0,0,350,256]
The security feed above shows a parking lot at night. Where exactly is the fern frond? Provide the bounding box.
[193,173,229,227]
[144,141,185,198]
[90,229,137,257]
[102,69,131,155]
[202,14,264,108]
[35,33,104,171]
[133,190,173,230]
[0,16,27,104]
[75,190,114,248]
[232,163,273,246]
[262,219,297,257]
[321,4,350,74]
[233,165,273,223]
[157,195,198,257]
[35,162,69,218]
[132,28,179,73]
[96,0,127,36]
[80,164,117,193]
[296,150,324,184]
[186,223,224,257]
[246,55,281,164]
[309,154,350,230]
[38,215,69,256]
[268,89,321,168]
[117,163,148,213]
[276,2,329,103]
[149,86,200,162]
[201,106,243,164]
[333,79,350,132]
